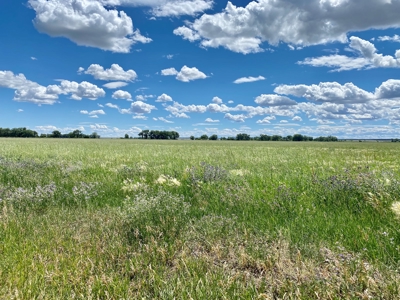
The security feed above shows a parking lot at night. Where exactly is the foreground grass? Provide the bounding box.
[0,139,399,299]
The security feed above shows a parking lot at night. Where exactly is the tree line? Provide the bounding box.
[0,128,100,138]
[190,133,339,142]
[136,130,180,140]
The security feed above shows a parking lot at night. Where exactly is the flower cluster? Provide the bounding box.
[155,175,181,187]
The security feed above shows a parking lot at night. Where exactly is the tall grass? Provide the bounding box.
[0,139,399,298]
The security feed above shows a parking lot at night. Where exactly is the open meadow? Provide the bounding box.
[0,138,399,299]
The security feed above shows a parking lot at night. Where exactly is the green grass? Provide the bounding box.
[0,139,399,299]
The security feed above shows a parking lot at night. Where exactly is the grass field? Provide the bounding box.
[0,139,399,299]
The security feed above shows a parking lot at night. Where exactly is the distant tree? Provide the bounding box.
[200,134,209,140]
[124,134,129,139]
[259,134,270,141]
[209,134,218,140]
[236,133,250,140]
[52,130,62,138]
[90,132,100,139]
[292,134,303,141]
[190,135,195,140]
[271,135,282,141]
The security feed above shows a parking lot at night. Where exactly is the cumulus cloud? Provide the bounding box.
[0,70,59,105]
[254,94,297,106]
[165,101,206,117]
[128,101,157,114]
[29,0,151,53]
[58,80,106,100]
[375,79,400,99]
[161,65,207,82]
[256,116,276,124]
[161,67,178,76]
[292,116,303,122]
[299,36,400,71]
[81,64,137,81]
[0,70,104,104]
[212,96,222,104]
[103,81,129,89]
[224,113,246,123]
[233,76,265,84]
[275,82,374,104]
[156,93,173,102]
[112,90,132,100]
[174,0,400,54]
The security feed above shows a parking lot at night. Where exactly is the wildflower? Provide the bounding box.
[229,169,249,176]
[122,179,148,192]
[155,175,181,187]
[391,201,400,218]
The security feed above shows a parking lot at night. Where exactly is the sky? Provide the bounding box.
[1,0,400,138]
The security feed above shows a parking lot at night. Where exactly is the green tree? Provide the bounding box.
[124,133,129,139]
[209,134,218,140]
[190,135,195,140]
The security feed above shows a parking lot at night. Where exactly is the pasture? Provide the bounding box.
[0,139,399,299]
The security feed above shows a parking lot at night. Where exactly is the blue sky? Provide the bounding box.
[1,0,400,138]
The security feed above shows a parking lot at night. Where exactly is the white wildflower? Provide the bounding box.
[155,175,181,187]
[229,169,250,176]
[391,201,400,218]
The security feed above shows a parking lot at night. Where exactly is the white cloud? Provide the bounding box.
[173,26,201,42]
[128,101,156,114]
[299,36,400,71]
[80,110,89,114]
[105,103,120,110]
[176,65,207,82]
[97,103,104,107]
[112,90,132,100]
[89,115,99,118]
[17,109,24,112]
[166,54,174,59]
[256,116,276,124]
[103,81,129,89]
[151,0,213,17]
[31,57,37,60]
[165,101,206,117]
[102,0,213,17]
[375,79,400,99]
[233,76,265,84]
[212,96,223,104]
[228,100,234,104]
[224,113,246,123]
[156,117,174,123]
[175,0,400,54]
[205,118,219,123]
[378,34,400,42]
[132,115,148,120]
[162,65,207,82]
[254,94,297,106]
[161,67,179,76]
[58,80,106,100]
[29,0,151,53]
[82,64,137,81]
[275,82,374,104]
[0,70,59,105]
[156,93,173,102]
[292,116,303,122]
[89,109,105,115]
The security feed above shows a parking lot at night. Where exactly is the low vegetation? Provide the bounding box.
[0,139,399,298]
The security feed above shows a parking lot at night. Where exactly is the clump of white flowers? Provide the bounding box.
[155,175,181,187]
[229,169,250,176]
[391,201,400,218]
[122,178,148,192]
